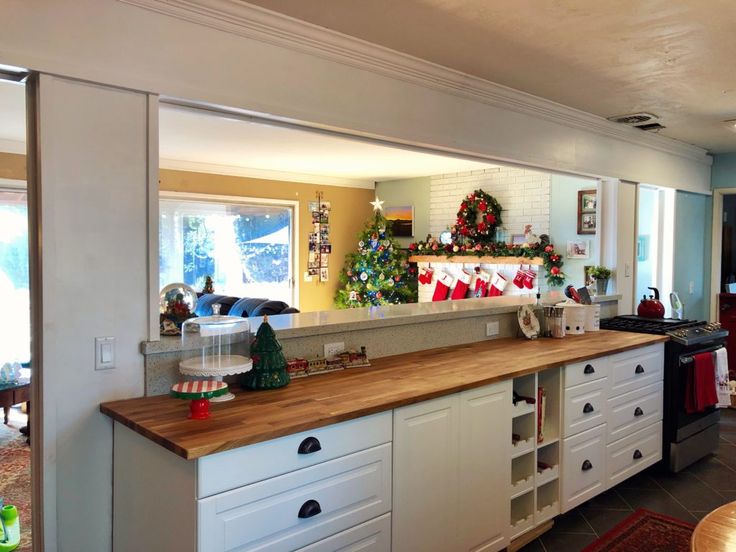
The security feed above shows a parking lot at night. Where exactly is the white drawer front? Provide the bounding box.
[606,422,662,489]
[295,514,391,552]
[607,382,663,442]
[608,344,664,397]
[198,444,392,552]
[564,357,609,389]
[561,425,606,512]
[563,378,608,437]
[198,411,392,497]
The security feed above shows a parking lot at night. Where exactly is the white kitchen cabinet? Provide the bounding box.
[561,425,607,511]
[392,381,511,552]
[295,514,391,552]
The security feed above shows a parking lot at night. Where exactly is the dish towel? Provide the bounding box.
[715,347,731,408]
[685,352,719,414]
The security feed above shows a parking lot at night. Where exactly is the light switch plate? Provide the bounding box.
[95,337,115,370]
[324,342,345,358]
[486,321,500,337]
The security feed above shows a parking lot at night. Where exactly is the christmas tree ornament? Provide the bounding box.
[432,271,454,301]
[379,273,385,280]
[360,272,368,281]
[359,240,365,248]
[450,269,472,300]
[241,315,290,390]
[370,197,385,211]
[387,279,395,287]
[489,272,508,297]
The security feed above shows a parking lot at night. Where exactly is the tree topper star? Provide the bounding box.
[370,197,385,211]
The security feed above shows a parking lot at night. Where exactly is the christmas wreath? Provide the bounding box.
[453,189,503,245]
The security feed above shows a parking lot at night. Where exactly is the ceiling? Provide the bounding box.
[158,105,496,185]
[246,0,736,154]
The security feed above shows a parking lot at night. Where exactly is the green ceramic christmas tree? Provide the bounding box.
[241,315,290,390]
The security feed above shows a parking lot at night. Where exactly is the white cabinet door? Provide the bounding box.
[458,382,512,552]
[392,395,459,552]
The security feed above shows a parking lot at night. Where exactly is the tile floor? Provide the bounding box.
[519,409,736,551]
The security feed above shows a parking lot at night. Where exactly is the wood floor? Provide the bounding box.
[520,409,736,551]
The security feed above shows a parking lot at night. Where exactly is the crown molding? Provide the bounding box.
[119,0,711,165]
[159,158,376,189]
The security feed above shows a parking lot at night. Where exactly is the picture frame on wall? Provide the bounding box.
[384,205,414,237]
[566,240,590,259]
[577,189,597,235]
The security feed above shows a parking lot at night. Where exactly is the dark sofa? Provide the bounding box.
[195,293,299,318]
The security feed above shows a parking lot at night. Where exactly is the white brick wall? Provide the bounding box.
[429,167,551,238]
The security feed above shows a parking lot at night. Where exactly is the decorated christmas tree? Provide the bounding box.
[335,198,417,308]
[241,315,290,390]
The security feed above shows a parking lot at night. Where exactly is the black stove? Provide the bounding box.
[601,315,728,472]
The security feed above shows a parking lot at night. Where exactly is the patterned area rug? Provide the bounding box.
[0,412,31,552]
[583,508,694,552]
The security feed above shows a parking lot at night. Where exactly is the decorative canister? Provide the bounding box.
[584,304,600,332]
[544,306,566,338]
[559,303,586,335]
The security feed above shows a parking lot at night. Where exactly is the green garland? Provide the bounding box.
[409,237,566,287]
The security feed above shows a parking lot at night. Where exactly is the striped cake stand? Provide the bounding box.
[170,380,229,420]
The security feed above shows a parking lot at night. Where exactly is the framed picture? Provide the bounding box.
[511,234,526,245]
[584,265,594,286]
[385,205,414,237]
[566,240,590,259]
[577,189,597,235]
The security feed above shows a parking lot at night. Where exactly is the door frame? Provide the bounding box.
[710,187,736,320]
[157,191,300,313]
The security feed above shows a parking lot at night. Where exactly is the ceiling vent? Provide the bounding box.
[607,112,660,125]
[634,122,666,132]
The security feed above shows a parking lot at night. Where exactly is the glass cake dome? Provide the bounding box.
[179,304,252,401]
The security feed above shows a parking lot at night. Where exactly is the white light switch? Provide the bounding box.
[95,337,115,370]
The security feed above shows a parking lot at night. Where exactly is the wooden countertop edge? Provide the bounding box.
[101,333,668,460]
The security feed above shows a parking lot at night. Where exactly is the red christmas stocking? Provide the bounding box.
[451,269,472,300]
[418,267,434,285]
[432,271,454,301]
[473,270,491,298]
[523,267,536,289]
[512,265,526,289]
[488,272,507,297]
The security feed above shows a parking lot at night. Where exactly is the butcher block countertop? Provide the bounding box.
[101,330,667,460]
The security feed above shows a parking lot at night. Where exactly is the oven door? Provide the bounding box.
[672,347,722,442]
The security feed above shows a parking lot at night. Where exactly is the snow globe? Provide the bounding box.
[179,304,252,402]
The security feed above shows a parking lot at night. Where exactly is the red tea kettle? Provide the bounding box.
[637,287,666,318]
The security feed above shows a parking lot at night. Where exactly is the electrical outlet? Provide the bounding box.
[486,321,500,337]
[324,342,345,358]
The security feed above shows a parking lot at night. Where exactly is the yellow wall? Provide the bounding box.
[159,169,375,312]
[0,152,26,180]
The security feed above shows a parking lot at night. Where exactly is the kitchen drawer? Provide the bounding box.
[564,357,609,389]
[295,514,391,552]
[607,382,662,442]
[606,421,662,489]
[198,443,391,552]
[563,377,608,438]
[561,425,606,513]
[198,411,392,497]
[608,344,664,397]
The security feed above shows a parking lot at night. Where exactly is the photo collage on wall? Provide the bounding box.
[308,198,331,282]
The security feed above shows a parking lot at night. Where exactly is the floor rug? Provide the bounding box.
[582,508,695,552]
[0,412,31,552]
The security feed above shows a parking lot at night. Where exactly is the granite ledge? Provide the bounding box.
[141,294,621,356]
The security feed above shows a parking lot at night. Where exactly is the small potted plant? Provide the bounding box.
[589,266,612,295]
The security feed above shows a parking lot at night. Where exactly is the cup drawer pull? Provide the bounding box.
[634,407,644,417]
[582,459,593,471]
[584,364,595,374]
[583,402,595,414]
[633,449,643,460]
[298,499,322,519]
[635,364,645,374]
[298,436,322,455]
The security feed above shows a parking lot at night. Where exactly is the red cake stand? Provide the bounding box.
[170,380,229,420]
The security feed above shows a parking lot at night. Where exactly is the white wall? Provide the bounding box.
[429,167,550,237]
[33,75,150,552]
[1,1,711,193]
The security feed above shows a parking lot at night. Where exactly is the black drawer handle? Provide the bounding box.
[298,499,322,519]
[298,436,322,455]
[633,449,643,460]
[583,402,595,414]
[584,364,595,374]
[634,407,644,417]
[582,459,593,471]
[635,364,645,374]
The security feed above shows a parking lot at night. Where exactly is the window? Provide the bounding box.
[0,188,30,363]
[159,195,295,306]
